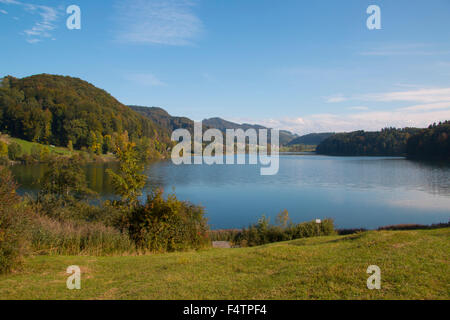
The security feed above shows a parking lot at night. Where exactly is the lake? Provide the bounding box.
[10,154,450,230]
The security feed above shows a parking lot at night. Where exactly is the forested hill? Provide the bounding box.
[316,128,422,156]
[288,132,334,146]
[0,74,170,151]
[407,121,450,159]
[131,106,299,146]
[202,118,298,146]
[130,105,196,132]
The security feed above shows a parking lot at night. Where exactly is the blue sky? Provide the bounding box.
[1,0,450,134]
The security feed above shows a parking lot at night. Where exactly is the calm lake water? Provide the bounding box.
[10,154,450,230]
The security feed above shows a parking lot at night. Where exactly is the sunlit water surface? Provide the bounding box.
[11,154,450,229]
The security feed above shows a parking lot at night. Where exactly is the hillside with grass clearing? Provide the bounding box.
[0,228,448,300]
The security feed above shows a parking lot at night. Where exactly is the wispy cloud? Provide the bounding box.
[125,73,167,87]
[348,106,369,111]
[359,43,450,56]
[327,87,450,104]
[326,94,347,103]
[360,87,450,103]
[0,9,7,14]
[236,107,450,136]
[232,92,450,135]
[296,86,450,134]
[399,102,450,112]
[0,0,61,43]
[114,0,203,46]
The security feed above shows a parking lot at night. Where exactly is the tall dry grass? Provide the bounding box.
[30,214,136,256]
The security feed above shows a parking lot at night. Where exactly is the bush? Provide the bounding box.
[8,142,22,160]
[0,155,8,166]
[208,229,241,242]
[30,145,42,161]
[20,153,35,164]
[378,222,450,231]
[0,167,30,273]
[32,194,124,229]
[0,141,7,157]
[234,211,335,247]
[127,189,209,252]
[38,156,97,206]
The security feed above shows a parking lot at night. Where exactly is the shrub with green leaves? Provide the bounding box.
[0,141,7,158]
[127,189,209,252]
[7,142,22,160]
[234,211,335,247]
[38,156,97,207]
[107,134,146,208]
[0,167,30,273]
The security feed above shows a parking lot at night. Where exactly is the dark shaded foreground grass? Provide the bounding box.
[0,228,448,300]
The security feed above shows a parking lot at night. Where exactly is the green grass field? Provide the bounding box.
[7,137,72,156]
[0,228,448,300]
[2,135,116,162]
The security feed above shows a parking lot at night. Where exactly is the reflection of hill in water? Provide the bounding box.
[10,155,450,229]
[11,156,450,198]
[143,156,450,198]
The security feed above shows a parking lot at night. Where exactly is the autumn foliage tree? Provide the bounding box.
[0,167,30,273]
[107,133,147,208]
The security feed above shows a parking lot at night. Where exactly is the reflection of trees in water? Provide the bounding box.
[408,160,450,197]
[10,164,47,192]
[143,160,263,189]
[12,162,120,196]
[11,157,450,200]
[142,157,450,198]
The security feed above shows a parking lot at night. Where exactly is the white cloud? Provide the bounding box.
[0,0,61,43]
[231,107,450,136]
[360,87,450,103]
[359,43,450,56]
[0,9,7,14]
[23,5,59,39]
[291,86,450,134]
[26,38,41,44]
[326,94,347,103]
[114,0,203,46]
[0,0,20,4]
[125,73,167,87]
[348,106,369,111]
[399,102,450,112]
[327,87,450,105]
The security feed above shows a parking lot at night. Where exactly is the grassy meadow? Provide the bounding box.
[0,134,116,163]
[0,228,448,300]
[9,137,72,156]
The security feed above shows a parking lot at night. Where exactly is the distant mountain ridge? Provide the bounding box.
[130,105,299,146]
[129,105,195,133]
[288,132,334,146]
